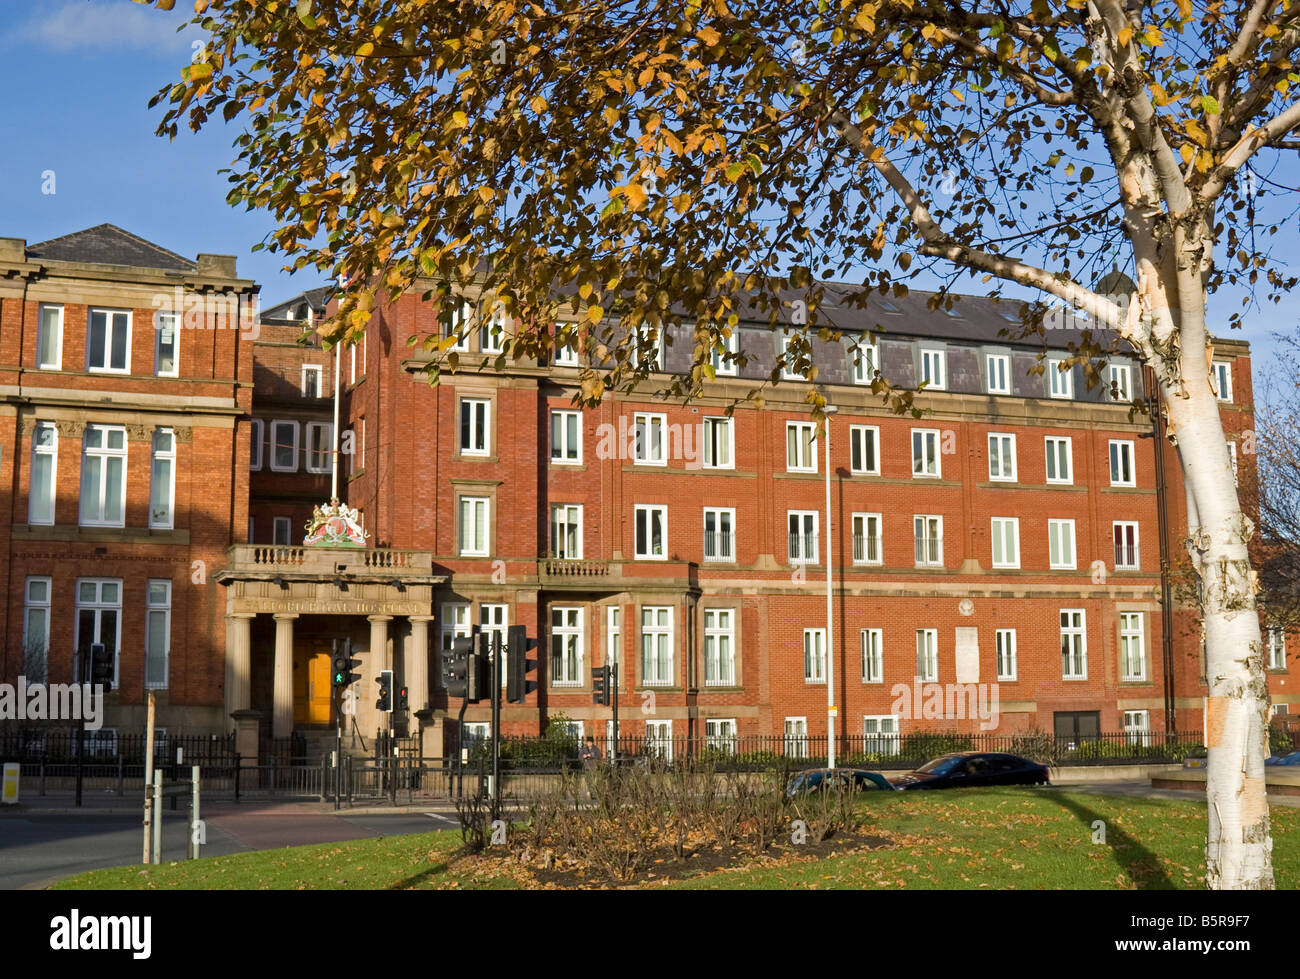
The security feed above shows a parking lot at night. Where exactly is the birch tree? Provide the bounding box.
[146,0,1300,887]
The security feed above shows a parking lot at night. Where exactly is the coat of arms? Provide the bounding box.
[303,498,369,548]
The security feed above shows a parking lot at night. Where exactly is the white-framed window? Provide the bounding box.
[1109,439,1135,487]
[270,420,299,472]
[703,507,735,562]
[852,512,882,565]
[82,728,119,759]
[849,425,880,475]
[640,606,674,686]
[249,419,263,472]
[153,311,179,377]
[915,629,938,682]
[550,410,582,464]
[804,628,826,683]
[633,412,666,465]
[780,333,805,380]
[305,422,332,474]
[852,343,877,384]
[606,606,622,680]
[481,302,506,353]
[1045,436,1073,484]
[87,309,131,373]
[149,428,176,529]
[1048,519,1076,570]
[711,329,738,376]
[991,517,1020,569]
[1119,612,1146,681]
[459,398,490,456]
[273,517,292,545]
[75,579,121,687]
[301,364,323,398]
[1108,363,1131,402]
[550,503,583,559]
[986,353,1010,395]
[22,577,52,683]
[440,602,471,653]
[995,628,1017,681]
[550,605,583,687]
[921,348,947,390]
[702,416,733,469]
[783,717,809,759]
[911,428,941,478]
[635,325,665,371]
[1123,709,1151,746]
[1212,360,1233,402]
[705,718,738,752]
[988,433,1016,481]
[446,299,473,351]
[553,324,580,366]
[36,303,62,370]
[1060,609,1087,679]
[1113,521,1140,570]
[145,579,171,689]
[634,504,667,560]
[861,628,883,684]
[28,422,57,525]
[787,510,819,564]
[914,514,943,567]
[863,715,900,755]
[1047,357,1073,398]
[1267,627,1287,670]
[80,425,127,527]
[786,421,817,472]
[481,603,508,687]
[462,721,491,747]
[645,719,673,760]
[704,608,735,686]
[458,496,490,556]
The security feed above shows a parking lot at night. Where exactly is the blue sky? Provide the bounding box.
[0,0,1295,377]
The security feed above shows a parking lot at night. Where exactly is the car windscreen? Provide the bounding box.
[916,756,963,775]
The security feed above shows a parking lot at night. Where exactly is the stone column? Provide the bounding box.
[272,613,297,739]
[407,616,433,712]
[369,615,393,732]
[225,612,255,726]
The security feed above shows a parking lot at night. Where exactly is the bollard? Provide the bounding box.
[189,765,201,860]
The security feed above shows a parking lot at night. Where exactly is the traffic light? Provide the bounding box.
[376,669,393,712]
[88,643,113,690]
[443,636,472,699]
[469,632,489,703]
[332,638,361,688]
[396,685,409,712]
[506,625,538,704]
[592,665,610,706]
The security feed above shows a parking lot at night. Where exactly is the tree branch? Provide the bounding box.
[1200,98,1300,203]
[828,107,1124,329]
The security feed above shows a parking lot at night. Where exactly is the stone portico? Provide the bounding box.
[217,544,445,759]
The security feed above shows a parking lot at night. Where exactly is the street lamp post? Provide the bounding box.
[824,406,838,769]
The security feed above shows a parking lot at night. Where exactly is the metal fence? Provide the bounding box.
[472,730,1209,771]
[0,729,237,764]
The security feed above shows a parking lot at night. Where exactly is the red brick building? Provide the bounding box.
[337,280,1293,757]
[0,225,256,745]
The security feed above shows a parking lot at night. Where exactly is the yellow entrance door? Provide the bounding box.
[293,648,333,725]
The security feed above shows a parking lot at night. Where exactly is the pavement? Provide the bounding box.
[0,799,459,890]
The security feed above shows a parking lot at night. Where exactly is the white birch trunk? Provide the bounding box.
[1164,382,1274,889]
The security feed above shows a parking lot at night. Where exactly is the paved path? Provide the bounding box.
[0,802,457,890]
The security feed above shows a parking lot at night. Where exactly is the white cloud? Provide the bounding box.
[5,0,202,53]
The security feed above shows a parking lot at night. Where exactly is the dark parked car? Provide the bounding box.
[887,752,1050,790]
[1265,751,1300,766]
[787,768,898,796]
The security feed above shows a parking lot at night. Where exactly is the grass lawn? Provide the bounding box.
[52,788,1300,890]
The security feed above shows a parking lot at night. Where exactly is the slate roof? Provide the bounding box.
[26,224,196,272]
[261,286,335,323]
